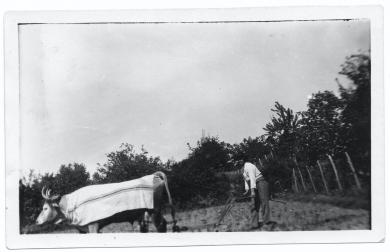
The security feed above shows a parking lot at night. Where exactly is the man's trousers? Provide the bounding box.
[250,177,270,228]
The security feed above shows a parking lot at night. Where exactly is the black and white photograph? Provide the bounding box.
[4,6,385,248]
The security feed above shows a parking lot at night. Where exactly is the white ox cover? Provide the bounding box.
[59,174,155,226]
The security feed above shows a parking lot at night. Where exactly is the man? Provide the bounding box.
[242,158,271,229]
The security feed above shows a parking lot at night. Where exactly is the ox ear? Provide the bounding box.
[51,202,59,208]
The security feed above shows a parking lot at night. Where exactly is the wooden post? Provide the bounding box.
[327,154,343,191]
[317,160,329,194]
[297,167,307,192]
[258,158,263,167]
[306,166,318,193]
[292,168,299,193]
[345,152,362,190]
[294,158,307,191]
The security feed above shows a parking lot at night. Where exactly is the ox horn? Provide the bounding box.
[41,186,60,201]
[41,186,49,200]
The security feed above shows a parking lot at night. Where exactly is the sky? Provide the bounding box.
[19,20,370,176]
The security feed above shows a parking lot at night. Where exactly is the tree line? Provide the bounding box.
[19,51,370,228]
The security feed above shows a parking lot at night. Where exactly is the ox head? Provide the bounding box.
[36,187,61,225]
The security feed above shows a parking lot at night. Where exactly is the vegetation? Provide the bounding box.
[92,143,165,183]
[19,163,91,229]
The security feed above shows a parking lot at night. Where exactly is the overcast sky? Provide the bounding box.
[19,20,370,175]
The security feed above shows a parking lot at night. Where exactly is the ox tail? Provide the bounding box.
[154,171,177,227]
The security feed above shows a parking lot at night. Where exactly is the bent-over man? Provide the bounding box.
[242,158,271,229]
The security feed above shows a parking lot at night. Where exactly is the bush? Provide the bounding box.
[19,163,90,229]
[92,143,164,183]
[169,137,231,208]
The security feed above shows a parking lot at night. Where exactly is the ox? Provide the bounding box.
[35,171,179,233]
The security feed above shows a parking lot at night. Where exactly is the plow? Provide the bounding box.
[172,195,286,232]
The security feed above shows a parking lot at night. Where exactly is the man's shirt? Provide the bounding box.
[243,162,263,191]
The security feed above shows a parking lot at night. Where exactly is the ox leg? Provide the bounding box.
[152,181,167,232]
[128,220,134,232]
[87,223,99,233]
[96,218,112,232]
[153,212,167,233]
[140,212,150,233]
[130,220,137,232]
[132,220,143,233]
[75,226,88,234]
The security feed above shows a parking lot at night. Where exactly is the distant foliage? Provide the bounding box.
[259,51,371,191]
[54,163,91,195]
[300,91,344,161]
[338,52,371,178]
[230,137,269,164]
[169,136,232,208]
[264,102,302,158]
[19,163,90,228]
[92,143,165,183]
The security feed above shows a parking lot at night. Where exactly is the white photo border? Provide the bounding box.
[4,6,385,249]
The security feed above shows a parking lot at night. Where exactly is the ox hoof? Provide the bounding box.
[172,225,181,232]
[178,226,188,232]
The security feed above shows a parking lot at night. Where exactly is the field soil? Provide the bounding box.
[174,198,369,232]
[29,194,369,234]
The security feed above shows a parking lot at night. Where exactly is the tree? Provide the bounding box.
[92,143,164,183]
[263,102,302,158]
[54,163,91,195]
[19,163,91,228]
[338,52,371,159]
[336,52,371,183]
[231,136,268,164]
[169,136,231,206]
[300,91,343,162]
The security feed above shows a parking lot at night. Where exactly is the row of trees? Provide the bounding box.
[19,51,371,227]
[262,52,371,186]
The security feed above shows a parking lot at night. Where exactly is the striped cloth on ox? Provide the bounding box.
[59,174,155,226]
